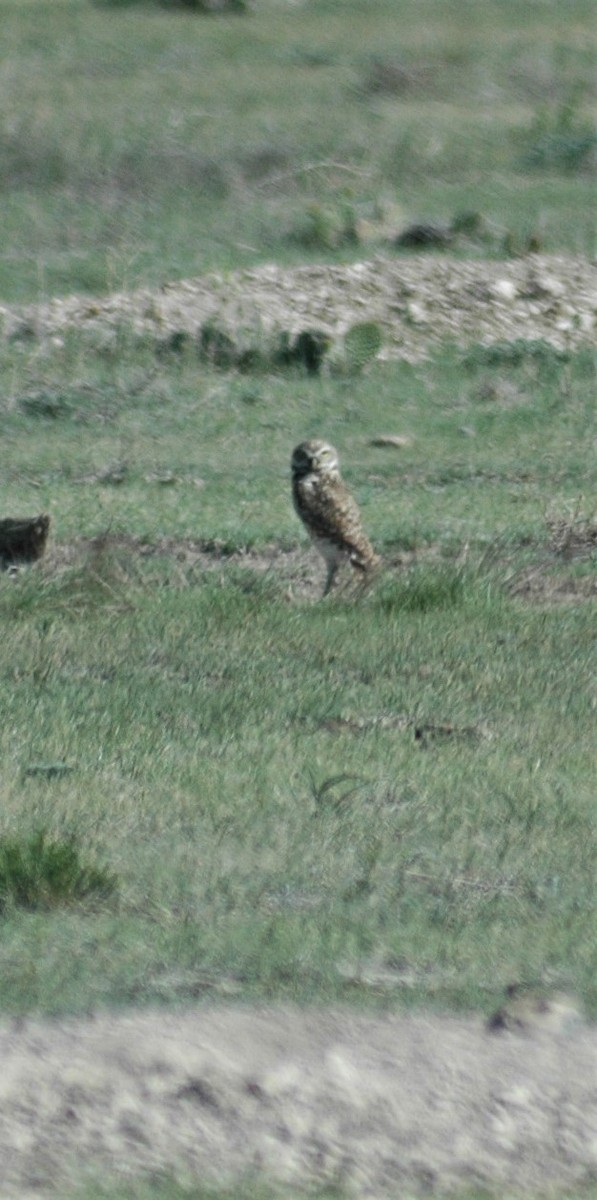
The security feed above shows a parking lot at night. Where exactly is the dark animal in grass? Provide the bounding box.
[0,514,51,569]
[277,329,332,376]
[394,222,453,249]
[395,211,485,251]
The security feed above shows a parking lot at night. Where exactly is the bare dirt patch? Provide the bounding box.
[38,534,326,601]
[1,1005,595,1199]
[34,532,596,609]
[509,565,597,605]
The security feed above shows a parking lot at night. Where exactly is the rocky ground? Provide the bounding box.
[1,254,596,361]
[1,1004,595,1199]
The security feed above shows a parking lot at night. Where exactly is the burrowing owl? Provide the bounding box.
[291,439,381,596]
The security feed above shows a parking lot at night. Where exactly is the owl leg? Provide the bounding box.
[322,560,339,597]
[350,553,383,596]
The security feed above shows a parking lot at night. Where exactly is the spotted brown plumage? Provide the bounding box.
[291,440,380,596]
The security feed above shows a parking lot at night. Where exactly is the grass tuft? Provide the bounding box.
[519,92,597,174]
[0,830,117,914]
[376,563,475,614]
[461,340,571,371]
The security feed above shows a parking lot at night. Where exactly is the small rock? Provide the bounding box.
[487,987,583,1035]
[406,301,429,325]
[369,434,413,448]
[145,472,178,486]
[532,274,566,298]
[96,464,128,486]
[490,280,518,303]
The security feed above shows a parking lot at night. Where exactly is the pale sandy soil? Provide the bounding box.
[1,1005,596,1199]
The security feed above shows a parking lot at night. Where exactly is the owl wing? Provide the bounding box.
[297,476,376,565]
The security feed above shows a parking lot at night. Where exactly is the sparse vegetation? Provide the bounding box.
[519,91,597,174]
[0,0,595,304]
[0,830,117,913]
[0,333,594,1019]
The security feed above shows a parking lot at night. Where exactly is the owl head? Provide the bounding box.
[291,440,340,479]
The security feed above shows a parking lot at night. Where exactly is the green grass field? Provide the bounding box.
[1,0,596,1017]
[1,0,595,303]
[0,2,596,1197]
[1,336,595,1021]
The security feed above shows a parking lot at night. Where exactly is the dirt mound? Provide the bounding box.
[2,254,595,362]
[2,1005,595,1198]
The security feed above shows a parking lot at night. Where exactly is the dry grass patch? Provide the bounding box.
[547,502,597,560]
